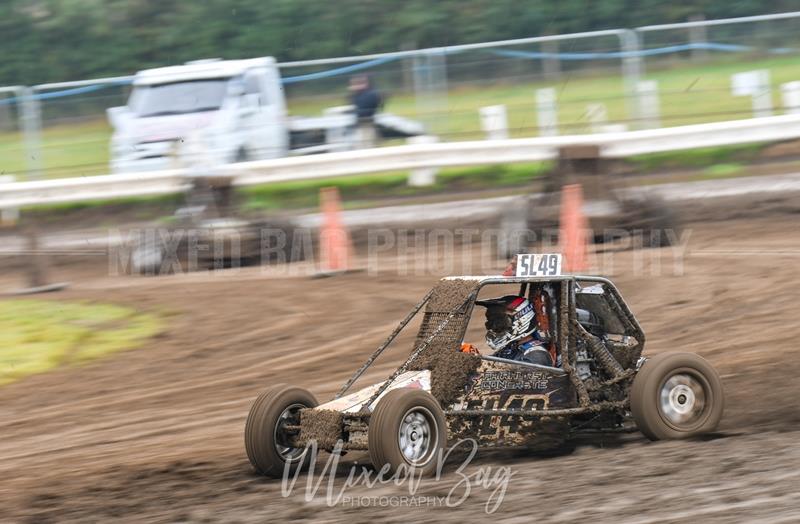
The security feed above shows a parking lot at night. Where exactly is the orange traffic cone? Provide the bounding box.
[502,256,517,276]
[559,184,588,273]
[317,187,353,276]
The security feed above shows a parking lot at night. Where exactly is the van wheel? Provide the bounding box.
[368,389,446,476]
[631,352,724,440]
[234,147,250,163]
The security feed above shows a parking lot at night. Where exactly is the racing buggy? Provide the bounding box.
[245,254,725,477]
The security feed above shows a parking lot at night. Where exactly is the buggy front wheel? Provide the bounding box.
[368,389,446,476]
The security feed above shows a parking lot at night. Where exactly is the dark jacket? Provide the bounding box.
[493,337,553,366]
[350,88,383,120]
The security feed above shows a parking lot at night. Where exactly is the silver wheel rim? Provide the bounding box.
[659,373,707,427]
[398,407,437,466]
[274,403,306,462]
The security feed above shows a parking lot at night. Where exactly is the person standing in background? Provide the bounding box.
[348,75,383,148]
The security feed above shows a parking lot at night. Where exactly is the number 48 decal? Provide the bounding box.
[515,254,562,277]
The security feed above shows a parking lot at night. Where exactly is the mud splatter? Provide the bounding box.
[425,279,480,312]
[409,345,481,407]
[298,409,343,450]
[406,279,484,406]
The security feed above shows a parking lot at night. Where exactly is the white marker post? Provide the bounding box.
[536,88,558,137]
[0,175,19,227]
[781,81,800,114]
[479,105,509,140]
[586,103,608,133]
[732,70,773,118]
[636,80,661,129]
[406,135,438,187]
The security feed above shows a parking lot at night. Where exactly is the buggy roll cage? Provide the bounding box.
[333,275,645,418]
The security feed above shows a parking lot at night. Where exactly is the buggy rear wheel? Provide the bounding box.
[244,384,318,477]
[630,352,724,440]
[368,389,446,476]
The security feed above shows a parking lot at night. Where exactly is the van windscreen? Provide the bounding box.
[129,78,230,117]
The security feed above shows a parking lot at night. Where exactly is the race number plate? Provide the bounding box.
[515,254,562,277]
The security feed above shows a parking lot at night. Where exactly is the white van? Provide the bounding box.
[108,57,422,173]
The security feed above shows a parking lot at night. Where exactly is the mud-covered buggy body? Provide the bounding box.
[246,271,725,477]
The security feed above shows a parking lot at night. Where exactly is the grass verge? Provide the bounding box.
[0,299,164,385]
[240,162,551,211]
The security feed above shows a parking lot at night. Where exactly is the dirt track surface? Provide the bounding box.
[1,211,799,522]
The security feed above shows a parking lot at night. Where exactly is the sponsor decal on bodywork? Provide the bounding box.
[476,370,551,392]
[446,360,576,445]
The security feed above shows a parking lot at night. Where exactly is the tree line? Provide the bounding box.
[0,0,793,86]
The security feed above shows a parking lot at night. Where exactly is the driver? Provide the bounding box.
[476,295,554,366]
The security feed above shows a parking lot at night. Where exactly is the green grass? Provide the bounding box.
[290,54,800,136]
[240,162,550,211]
[25,193,183,220]
[0,299,164,385]
[2,53,799,181]
[702,162,746,179]
[629,142,765,171]
[0,119,112,179]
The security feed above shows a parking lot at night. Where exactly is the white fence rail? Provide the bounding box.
[0,170,188,208]
[3,114,800,208]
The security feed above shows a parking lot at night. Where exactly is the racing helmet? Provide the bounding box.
[476,295,536,351]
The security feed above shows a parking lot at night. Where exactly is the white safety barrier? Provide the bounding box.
[0,169,188,208]
[225,113,800,185]
[4,113,800,208]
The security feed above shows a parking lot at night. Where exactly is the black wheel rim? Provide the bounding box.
[273,403,306,462]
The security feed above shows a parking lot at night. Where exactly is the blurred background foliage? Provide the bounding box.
[0,0,795,85]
